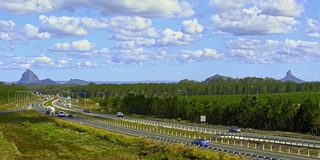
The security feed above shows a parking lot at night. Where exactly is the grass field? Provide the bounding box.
[0,110,245,160]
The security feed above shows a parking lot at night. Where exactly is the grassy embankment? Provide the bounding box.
[0,110,245,160]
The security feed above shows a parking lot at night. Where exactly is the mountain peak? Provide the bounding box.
[280,70,304,83]
[18,69,40,84]
[286,70,292,76]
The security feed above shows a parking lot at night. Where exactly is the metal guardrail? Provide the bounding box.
[214,133,320,149]
[117,117,320,149]
[148,136,281,160]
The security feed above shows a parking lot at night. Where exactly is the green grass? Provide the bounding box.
[0,110,245,160]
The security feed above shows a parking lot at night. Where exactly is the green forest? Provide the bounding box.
[2,77,320,135]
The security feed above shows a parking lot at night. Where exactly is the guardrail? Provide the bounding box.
[214,133,320,149]
[115,117,320,149]
[148,136,281,160]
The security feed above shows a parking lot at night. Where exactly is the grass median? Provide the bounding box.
[0,110,246,160]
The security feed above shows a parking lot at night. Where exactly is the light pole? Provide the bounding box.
[179,90,187,100]
[78,92,86,109]
[251,86,258,100]
[97,92,105,100]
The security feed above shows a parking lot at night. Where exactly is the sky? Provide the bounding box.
[0,0,319,82]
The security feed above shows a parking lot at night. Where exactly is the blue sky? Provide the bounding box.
[0,0,319,82]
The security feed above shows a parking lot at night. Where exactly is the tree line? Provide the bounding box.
[2,76,320,134]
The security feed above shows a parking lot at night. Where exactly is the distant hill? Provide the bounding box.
[38,78,58,85]
[203,74,233,84]
[279,70,305,83]
[64,79,90,85]
[204,70,305,84]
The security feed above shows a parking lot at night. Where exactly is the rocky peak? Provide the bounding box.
[286,70,292,76]
[280,70,304,83]
[18,69,40,84]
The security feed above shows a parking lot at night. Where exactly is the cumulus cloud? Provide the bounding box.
[107,16,158,45]
[23,24,51,39]
[0,0,56,14]
[178,48,224,63]
[181,19,204,35]
[0,0,195,18]
[157,28,200,46]
[307,18,320,37]
[87,0,195,18]
[1,54,55,69]
[256,0,304,17]
[0,20,15,31]
[0,20,50,42]
[50,39,94,53]
[33,54,55,67]
[71,39,93,52]
[77,61,97,68]
[226,38,320,64]
[209,0,302,35]
[39,15,107,37]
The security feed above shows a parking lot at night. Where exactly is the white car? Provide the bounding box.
[116,112,124,117]
[58,111,65,117]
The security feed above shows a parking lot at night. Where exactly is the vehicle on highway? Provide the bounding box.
[84,108,90,113]
[116,112,124,117]
[229,126,241,133]
[58,111,65,117]
[67,113,74,118]
[191,138,209,147]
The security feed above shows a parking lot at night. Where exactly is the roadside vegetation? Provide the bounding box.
[0,110,245,160]
[2,78,320,135]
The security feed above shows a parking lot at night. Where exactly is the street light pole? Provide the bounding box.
[78,92,86,108]
[251,86,258,100]
[97,92,105,100]
[179,90,187,100]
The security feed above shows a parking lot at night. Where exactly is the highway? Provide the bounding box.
[27,98,317,160]
[52,98,320,147]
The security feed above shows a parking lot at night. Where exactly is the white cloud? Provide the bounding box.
[307,18,320,37]
[226,38,320,64]
[50,39,94,53]
[0,0,195,18]
[34,55,55,67]
[71,39,94,52]
[23,24,51,39]
[0,0,56,14]
[56,58,70,68]
[50,42,70,52]
[0,20,50,41]
[89,0,195,18]
[256,0,304,17]
[209,0,301,35]
[179,48,224,63]
[77,61,97,68]
[39,15,107,37]
[181,19,204,35]
[107,16,158,44]
[0,20,15,31]
[157,28,199,46]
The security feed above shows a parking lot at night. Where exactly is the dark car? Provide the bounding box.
[68,113,74,117]
[83,108,90,113]
[191,138,209,147]
[229,126,241,133]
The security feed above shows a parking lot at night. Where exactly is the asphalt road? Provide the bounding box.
[53,98,320,146]
[41,99,319,160]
